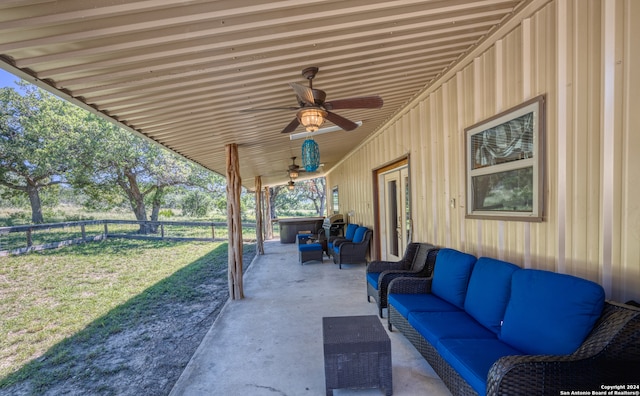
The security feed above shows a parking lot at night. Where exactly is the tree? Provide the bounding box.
[298,177,326,216]
[0,84,95,223]
[78,126,207,232]
[268,177,327,218]
[181,190,212,217]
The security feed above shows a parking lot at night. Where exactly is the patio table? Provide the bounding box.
[322,315,392,395]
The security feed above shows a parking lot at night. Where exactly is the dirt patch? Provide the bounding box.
[0,246,256,396]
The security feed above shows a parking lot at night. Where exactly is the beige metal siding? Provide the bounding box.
[327,0,640,303]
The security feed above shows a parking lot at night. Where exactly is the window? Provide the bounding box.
[465,95,545,221]
[332,186,339,214]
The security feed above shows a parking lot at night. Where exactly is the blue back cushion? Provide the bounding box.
[464,257,520,334]
[352,227,368,243]
[344,223,358,240]
[431,249,477,309]
[499,269,605,355]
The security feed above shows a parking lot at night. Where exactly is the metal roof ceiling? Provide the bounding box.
[0,0,532,187]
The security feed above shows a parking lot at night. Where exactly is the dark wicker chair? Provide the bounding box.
[387,277,640,396]
[328,223,359,257]
[366,243,438,317]
[332,227,372,269]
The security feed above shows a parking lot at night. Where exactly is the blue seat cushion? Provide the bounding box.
[388,293,460,319]
[499,269,605,356]
[298,243,322,252]
[464,257,521,334]
[367,272,381,290]
[408,311,496,346]
[437,338,524,395]
[431,249,477,309]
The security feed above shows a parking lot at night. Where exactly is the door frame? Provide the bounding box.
[372,155,410,261]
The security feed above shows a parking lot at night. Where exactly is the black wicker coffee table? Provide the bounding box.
[322,315,392,395]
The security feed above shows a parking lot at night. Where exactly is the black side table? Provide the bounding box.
[322,315,392,395]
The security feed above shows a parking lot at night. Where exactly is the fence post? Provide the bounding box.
[161,224,165,239]
[26,228,33,247]
[211,224,215,241]
[81,224,86,240]
[104,222,108,239]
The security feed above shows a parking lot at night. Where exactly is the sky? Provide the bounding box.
[0,68,23,88]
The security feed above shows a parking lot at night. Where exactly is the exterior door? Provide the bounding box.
[380,166,410,261]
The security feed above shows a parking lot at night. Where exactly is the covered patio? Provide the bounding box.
[2,0,639,393]
[170,239,451,396]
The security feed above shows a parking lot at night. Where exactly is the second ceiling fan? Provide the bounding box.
[242,67,384,134]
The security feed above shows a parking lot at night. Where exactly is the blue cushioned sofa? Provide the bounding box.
[387,248,640,395]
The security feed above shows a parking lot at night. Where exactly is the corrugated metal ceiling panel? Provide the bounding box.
[0,0,530,186]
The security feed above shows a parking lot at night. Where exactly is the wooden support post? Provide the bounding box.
[255,176,264,255]
[264,186,273,239]
[226,143,244,300]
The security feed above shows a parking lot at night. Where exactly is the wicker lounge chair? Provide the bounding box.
[366,243,438,317]
[328,223,358,257]
[332,227,372,269]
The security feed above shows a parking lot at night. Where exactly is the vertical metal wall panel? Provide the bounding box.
[418,101,430,243]
[326,0,640,302]
[621,0,640,303]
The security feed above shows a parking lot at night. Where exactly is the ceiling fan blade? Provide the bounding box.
[323,96,383,111]
[325,111,359,131]
[281,117,300,133]
[289,82,315,105]
[240,106,299,112]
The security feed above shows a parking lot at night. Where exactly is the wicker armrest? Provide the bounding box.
[388,276,432,295]
[487,301,640,396]
[367,260,407,273]
[338,240,367,255]
[333,238,350,248]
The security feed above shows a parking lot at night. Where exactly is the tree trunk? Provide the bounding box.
[264,186,273,239]
[149,186,164,233]
[26,184,44,224]
[269,186,278,219]
[255,176,264,255]
[226,143,244,300]
[119,171,149,233]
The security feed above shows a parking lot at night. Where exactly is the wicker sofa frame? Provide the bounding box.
[366,243,438,317]
[387,277,640,396]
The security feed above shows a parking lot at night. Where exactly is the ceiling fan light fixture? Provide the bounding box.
[287,179,295,191]
[297,108,327,132]
[289,169,299,179]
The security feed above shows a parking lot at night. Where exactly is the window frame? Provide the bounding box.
[465,95,546,222]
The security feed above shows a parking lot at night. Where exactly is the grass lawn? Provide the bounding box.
[0,238,248,388]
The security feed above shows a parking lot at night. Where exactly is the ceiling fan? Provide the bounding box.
[241,67,383,134]
[287,156,322,178]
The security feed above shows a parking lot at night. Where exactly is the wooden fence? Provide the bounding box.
[0,220,257,256]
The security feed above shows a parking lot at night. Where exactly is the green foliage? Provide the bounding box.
[181,190,212,218]
[158,209,174,218]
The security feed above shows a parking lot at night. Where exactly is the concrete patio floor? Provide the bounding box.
[170,239,452,396]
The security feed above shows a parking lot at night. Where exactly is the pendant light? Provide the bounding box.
[301,138,320,172]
